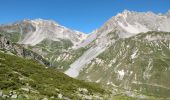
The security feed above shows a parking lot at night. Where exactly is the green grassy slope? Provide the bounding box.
[78,31,170,99]
[0,51,108,99]
[28,39,89,72]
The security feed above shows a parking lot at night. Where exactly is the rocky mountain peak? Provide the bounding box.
[27,19,61,27]
[168,9,170,13]
[167,10,170,17]
[0,19,87,46]
[65,10,170,78]
[116,9,132,18]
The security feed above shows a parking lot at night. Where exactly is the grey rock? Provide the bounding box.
[58,93,62,99]
[2,95,8,99]
[21,87,29,92]
[42,97,48,100]
[11,94,17,99]
[78,88,88,94]
[0,91,3,97]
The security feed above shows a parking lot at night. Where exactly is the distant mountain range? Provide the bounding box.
[0,10,170,99]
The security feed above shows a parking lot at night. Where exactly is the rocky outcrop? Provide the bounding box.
[0,34,50,66]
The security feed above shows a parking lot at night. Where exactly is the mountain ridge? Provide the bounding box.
[65,9,170,78]
[0,18,88,46]
[0,10,170,99]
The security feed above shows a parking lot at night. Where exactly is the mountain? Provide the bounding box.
[78,31,170,98]
[0,34,139,100]
[0,10,170,99]
[65,10,170,78]
[0,19,88,71]
[64,10,170,99]
[0,19,87,45]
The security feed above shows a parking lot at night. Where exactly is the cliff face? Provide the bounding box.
[0,34,50,66]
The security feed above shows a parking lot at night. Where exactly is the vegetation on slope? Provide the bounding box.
[0,51,108,99]
[78,31,170,99]
[28,39,89,71]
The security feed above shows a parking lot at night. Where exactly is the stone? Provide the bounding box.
[83,95,92,100]
[0,91,3,97]
[23,94,29,99]
[78,88,88,94]
[21,87,29,92]
[11,94,17,99]
[2,95,8,99]
[58,93,62,99]
[42,97,48,100]
[50,96,54,99]
[55,88,59,92]
[8,91,13,97]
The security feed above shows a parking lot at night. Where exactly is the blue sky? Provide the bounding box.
[0,0,170,33]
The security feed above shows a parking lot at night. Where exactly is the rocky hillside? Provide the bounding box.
[0,51,110,99]
[0,34,50,66]
[64,10,170,99]
[78,31,170,99]
[0,19,87,46]
[0,49,160,100]
[0,19,88,71]
[65,10,170,78]
[0,29,136,100]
